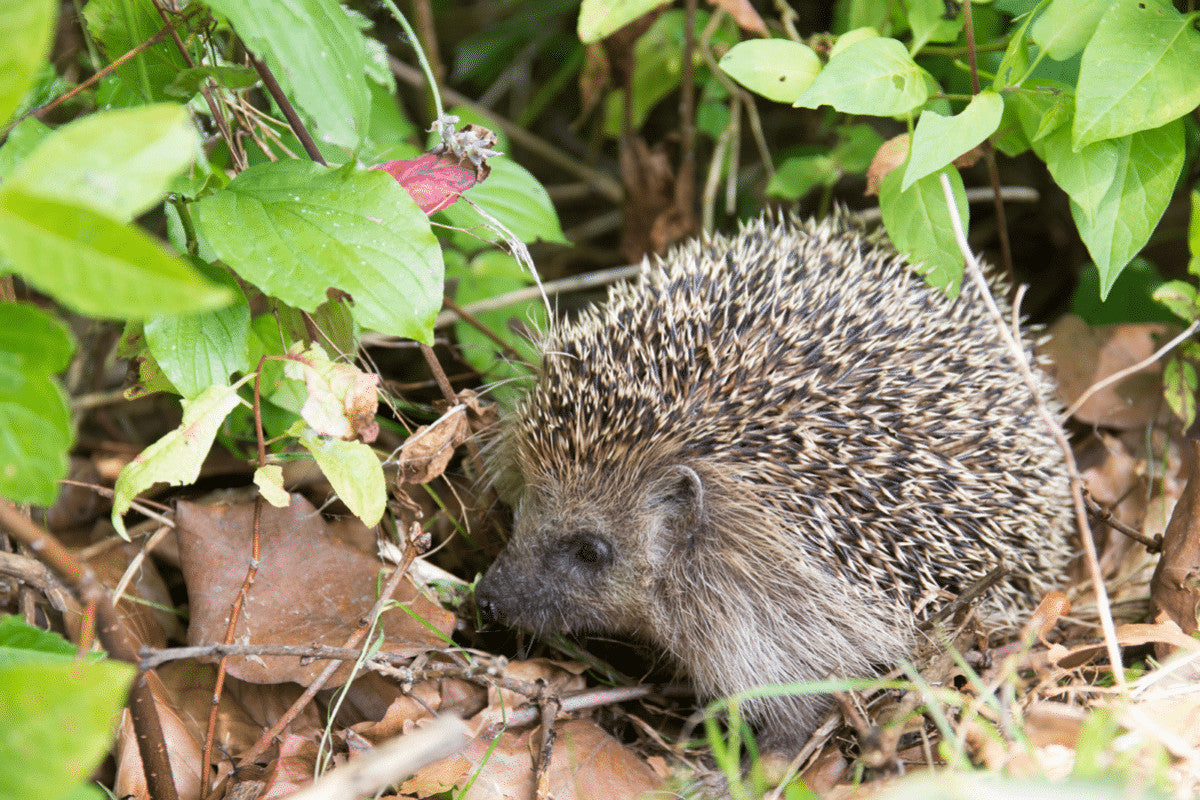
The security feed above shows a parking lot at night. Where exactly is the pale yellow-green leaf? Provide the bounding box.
[253,464,290,508]
[111,379,250,538]
[299,434,385,527]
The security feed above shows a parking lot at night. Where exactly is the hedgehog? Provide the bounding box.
[474,213,1075,749]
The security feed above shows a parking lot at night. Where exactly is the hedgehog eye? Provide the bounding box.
[568,534,612,569]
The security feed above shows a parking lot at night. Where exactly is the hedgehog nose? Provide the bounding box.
[475,577,501,624]
[476,593,498,624]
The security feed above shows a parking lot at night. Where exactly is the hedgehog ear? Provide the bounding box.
[660,464,706,546]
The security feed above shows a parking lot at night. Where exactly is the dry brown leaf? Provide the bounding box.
[1027,591,1071,647]
[1042,315,1174,428]
[69,541,178,648]
[707,0,768,36]
[405,719,663,800]
[176,495,454,685]
[398,406,471,485]
[1050,619,1200,669]
[865,134,909,196]
[259,733,321,800]
[113,669,206,800]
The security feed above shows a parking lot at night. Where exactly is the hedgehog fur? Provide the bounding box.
[475,213,1075,749]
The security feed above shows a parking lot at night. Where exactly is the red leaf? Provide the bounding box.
[372,152,480,215]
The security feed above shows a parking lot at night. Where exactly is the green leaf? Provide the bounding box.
[82,0,188,103]
[0,117,49,180]
[830,27,879,59]
[143,286,252,399]
[1030,0,1108,61]
[298,434,385,527]
[903,91,1003,190]
[766,155,839,200]
[0,639,135,800]
[0,303,74,506]
[0,187,232,318]
[908,0,963,53]
[1073,0,1200,148]
[879,166,968,295]
[0,615,78,656]
[793,37,929,116]
[111,379,251,538]
[578,0,669,44]
[439,157,567,245]
[1066,120,1185,299]
[203,0,370,150]
[451,250,544,393]
[719,39,821,104]
[0,0,55,125]
[193,160,444,342]
[1072,258,1176,325]
[7,104,199,221]
[1189,188,1200,277]
[253,464,291,507]
[1163,358,1197,428]
[1153,279,1199,322]
[164,65,260,99]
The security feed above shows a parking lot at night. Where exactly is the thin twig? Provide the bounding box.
[148,0,245,170]
[937,171,1126,690]
[441,296,530,365]
[214,539,423,794]
[248,54,326,166]
[284,717,468,800]
[7,5,199,133]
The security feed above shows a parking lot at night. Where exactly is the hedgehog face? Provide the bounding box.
[475,463,702,638]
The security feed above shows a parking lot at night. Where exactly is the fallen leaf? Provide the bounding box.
[175,494,454,686]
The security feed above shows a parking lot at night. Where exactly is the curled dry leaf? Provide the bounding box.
[866,134,910,196]
[175,494,454,686]
[397,390,496,485]
[283,343,380,442]
[1027,591,1071,648]
[398,405,471,485]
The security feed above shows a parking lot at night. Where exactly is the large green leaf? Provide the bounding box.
[144,286,252,399]
[903,91,1003,190]
[0,617,135,800]
[7,104,199,221]
[0,303,74,505]
[82,0,189,103]
[1029,0,1108,61]
[1074,0,1200,148]
[879,166,969,295]
[719,39,820,104]
[0,0,55,125]
[578,0,669,44]
[1068,120,1185,299]
[204,0,369,150]
[193,160,444,341]
[793,37,928,116]
[0,187,232,318]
